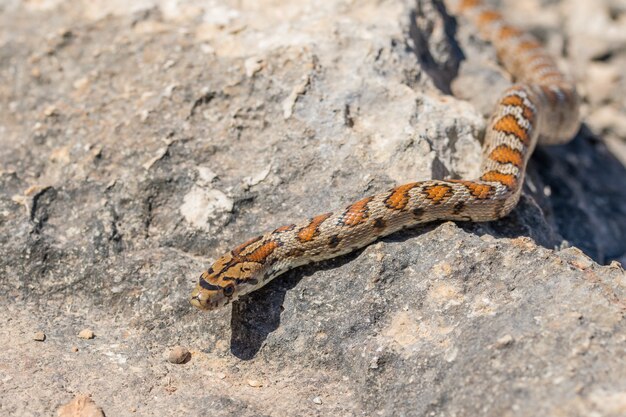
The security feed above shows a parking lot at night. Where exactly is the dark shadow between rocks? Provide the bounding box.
[531,126,626,263]
[408,0,463,94]
[454,127,626,264]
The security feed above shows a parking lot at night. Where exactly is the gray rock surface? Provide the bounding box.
[1,0,625,416]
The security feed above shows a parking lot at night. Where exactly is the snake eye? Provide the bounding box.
[223,284,235,297]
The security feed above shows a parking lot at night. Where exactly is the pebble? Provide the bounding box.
[167,346,190,364]
[312,396,323,405]
[57,394,105,417]
[244,56,264,77]
[584,62,619,105]
[78,329,95,339]
[494,334,514,349]
[43,104,57,117]
[71,346,79,352]
[73,77,89,91]
[33,331,46,341]
[247,379,263,388]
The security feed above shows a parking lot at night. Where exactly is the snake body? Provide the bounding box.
[190,0,580,311]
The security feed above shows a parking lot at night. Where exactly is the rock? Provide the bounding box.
[57,394,105,417]
[583,62,621,106]
[0,0,625,416]
[167,346,190,364]
[494,334,514,349]
[244,56,264,77]
[78,329,95,340]
[246,379,263,388]
[33,332,46,342]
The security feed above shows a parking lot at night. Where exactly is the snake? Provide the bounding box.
[190,0,580,311]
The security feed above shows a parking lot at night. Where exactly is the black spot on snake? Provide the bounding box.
[453,201,466,215]
[329,235,341,248]
[199,279,222,291]
[412,207,425,219]
[373,217,386,229]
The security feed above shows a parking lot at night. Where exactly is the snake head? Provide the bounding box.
[190,251,266,311]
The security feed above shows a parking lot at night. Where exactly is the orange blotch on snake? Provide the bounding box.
[489,145,524,168]
[297,213,332,242]
[244,240,280,263]
[385,182,418,210]
[273,224,296,233]
[450,180,493,199]
[502,96,535,125]
[481,171,518,189]
[423,184,453,204]
[458,0,481,11]
[498,25,523,39]
[232,235,263,256]
[478,10,502,25]
[517,40,542,53]
[500,94,524,108]
[492,115,530,146]
[500,94,535,124]
[341,196,373,226]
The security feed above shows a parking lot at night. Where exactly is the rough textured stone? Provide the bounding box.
[57,394,105,417]
[167,345,190,364]
[78,329,95,340]
[1,0,625,416]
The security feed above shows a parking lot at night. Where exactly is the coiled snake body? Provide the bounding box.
[191,0,580,310]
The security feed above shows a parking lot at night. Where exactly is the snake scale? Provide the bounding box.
[190,0,580,311]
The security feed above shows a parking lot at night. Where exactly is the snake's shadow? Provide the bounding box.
[229,249,366,360]
[527,126,626,262]
[229,226,441,361]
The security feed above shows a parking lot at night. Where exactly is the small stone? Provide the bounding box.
[73,77,89,91]
[71,346,79,352]
[584,62,620,106]
[247,379,263,387]
[57,394,105,417]
[494,334,514,349]
[43,105,57,117]
[312,396,323,405]
[369,356,380,369]
[78,329,95,339]
[33,331,46,341]
[216,372,226,379]
[167,346,190,364]
[244,56,263,77]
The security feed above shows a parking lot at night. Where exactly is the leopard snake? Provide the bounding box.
[190,0,580,311]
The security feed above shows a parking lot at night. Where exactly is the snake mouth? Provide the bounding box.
[190,295,223,311]
[190,286,226,311]
[190,295,208,310]
[190,287,214,310]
